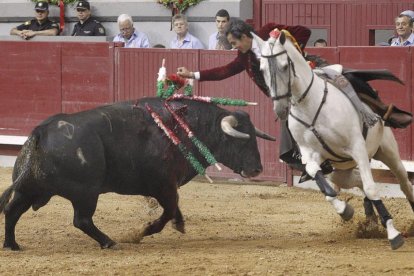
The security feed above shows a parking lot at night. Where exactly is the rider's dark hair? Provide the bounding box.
[225,18,254,39]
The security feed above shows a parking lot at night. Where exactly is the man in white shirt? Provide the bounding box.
[390,14,414,46]
[170,14,204,49]
[113,14,150,48]
[208,9,231,50]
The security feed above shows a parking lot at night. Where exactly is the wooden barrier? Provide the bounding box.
[0,41,413,183]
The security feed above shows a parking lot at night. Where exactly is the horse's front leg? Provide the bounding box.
[302,151,354,221]
[353,145,404,250]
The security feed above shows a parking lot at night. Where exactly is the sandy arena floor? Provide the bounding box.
[1,167,414,275]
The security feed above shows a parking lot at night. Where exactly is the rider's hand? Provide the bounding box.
[177,67,194,79]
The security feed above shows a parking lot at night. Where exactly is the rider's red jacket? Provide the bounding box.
[198,23,311,97]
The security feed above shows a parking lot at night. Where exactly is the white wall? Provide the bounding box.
[0,0,253,47]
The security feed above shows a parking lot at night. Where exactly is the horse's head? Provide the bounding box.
[252,30,296,120]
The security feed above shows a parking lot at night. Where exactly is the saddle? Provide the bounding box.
[315,64,412,129]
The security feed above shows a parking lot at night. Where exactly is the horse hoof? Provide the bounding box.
[340,203,354,221]
[100,240,117,249]
[390,234,404,250]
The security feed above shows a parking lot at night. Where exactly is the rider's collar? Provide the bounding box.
[251,39,261,59]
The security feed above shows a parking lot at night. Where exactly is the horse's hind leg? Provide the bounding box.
[374,127,414,209]
[3,191,33,250]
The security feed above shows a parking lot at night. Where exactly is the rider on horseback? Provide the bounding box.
[176,18,412,170]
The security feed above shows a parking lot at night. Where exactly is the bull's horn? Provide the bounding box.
[255,127,276,141]
[221,115,250,139]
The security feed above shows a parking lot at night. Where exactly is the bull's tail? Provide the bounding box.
[0,184,16,214]
[0,134,37,214]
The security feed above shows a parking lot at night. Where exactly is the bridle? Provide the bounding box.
[261,41,357,162]
[261,43,314,104]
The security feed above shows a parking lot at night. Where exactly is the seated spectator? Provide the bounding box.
[400,10,414,31]
[170,14,204,49]
[390,14,414,46]
[208,9,232,50]
[71,1,105,36]
[10,1,59,40]
[313,38,327,47]
[113,14,150,48]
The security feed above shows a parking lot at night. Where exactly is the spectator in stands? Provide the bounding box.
[153,44,166,48]
[400,10,414,31]
[113,14,150,48]
[170,14,204,49]
[390,14,414,46]
[313,38,327,47]
[208,9,232,50]
[71,1,106,36]
[10,1,59,40]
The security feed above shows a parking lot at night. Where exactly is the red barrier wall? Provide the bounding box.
[0,41,61,136]
[62,42,115,113]
[0,41,413,183]
[0,41,116,136]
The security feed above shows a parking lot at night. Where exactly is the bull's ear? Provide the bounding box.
[251,32,265,52]
[280,31,286,45]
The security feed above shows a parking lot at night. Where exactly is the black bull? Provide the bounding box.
[0,97,274,250]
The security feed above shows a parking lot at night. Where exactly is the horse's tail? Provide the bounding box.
[0,135,37,214]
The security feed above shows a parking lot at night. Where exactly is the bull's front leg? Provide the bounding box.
[136,185,181,242]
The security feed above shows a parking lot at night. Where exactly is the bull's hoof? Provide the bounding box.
[100,240,117,249]
[390,234,404,250]
[3,241,21,251]
[340,203,354,221]
[172,221,186,234]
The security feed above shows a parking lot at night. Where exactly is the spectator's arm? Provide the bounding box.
[10,27,24,36]
[199,55,244,81]
[22,28,58,39]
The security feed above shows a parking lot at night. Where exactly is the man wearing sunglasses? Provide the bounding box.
[71,1,105,36]
[10,1,59,40]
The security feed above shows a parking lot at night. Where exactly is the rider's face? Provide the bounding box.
[227,33,253,53]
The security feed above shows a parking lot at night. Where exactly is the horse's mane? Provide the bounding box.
[304,54,330,67]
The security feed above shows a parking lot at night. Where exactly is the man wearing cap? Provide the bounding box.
[10,1,59,40]
[71,1,106,36]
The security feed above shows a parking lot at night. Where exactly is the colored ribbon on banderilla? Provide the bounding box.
[145,103,213,183]
[166,94,258,106]
[164,102,222,171]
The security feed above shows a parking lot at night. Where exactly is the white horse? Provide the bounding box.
[252,30,414,250]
